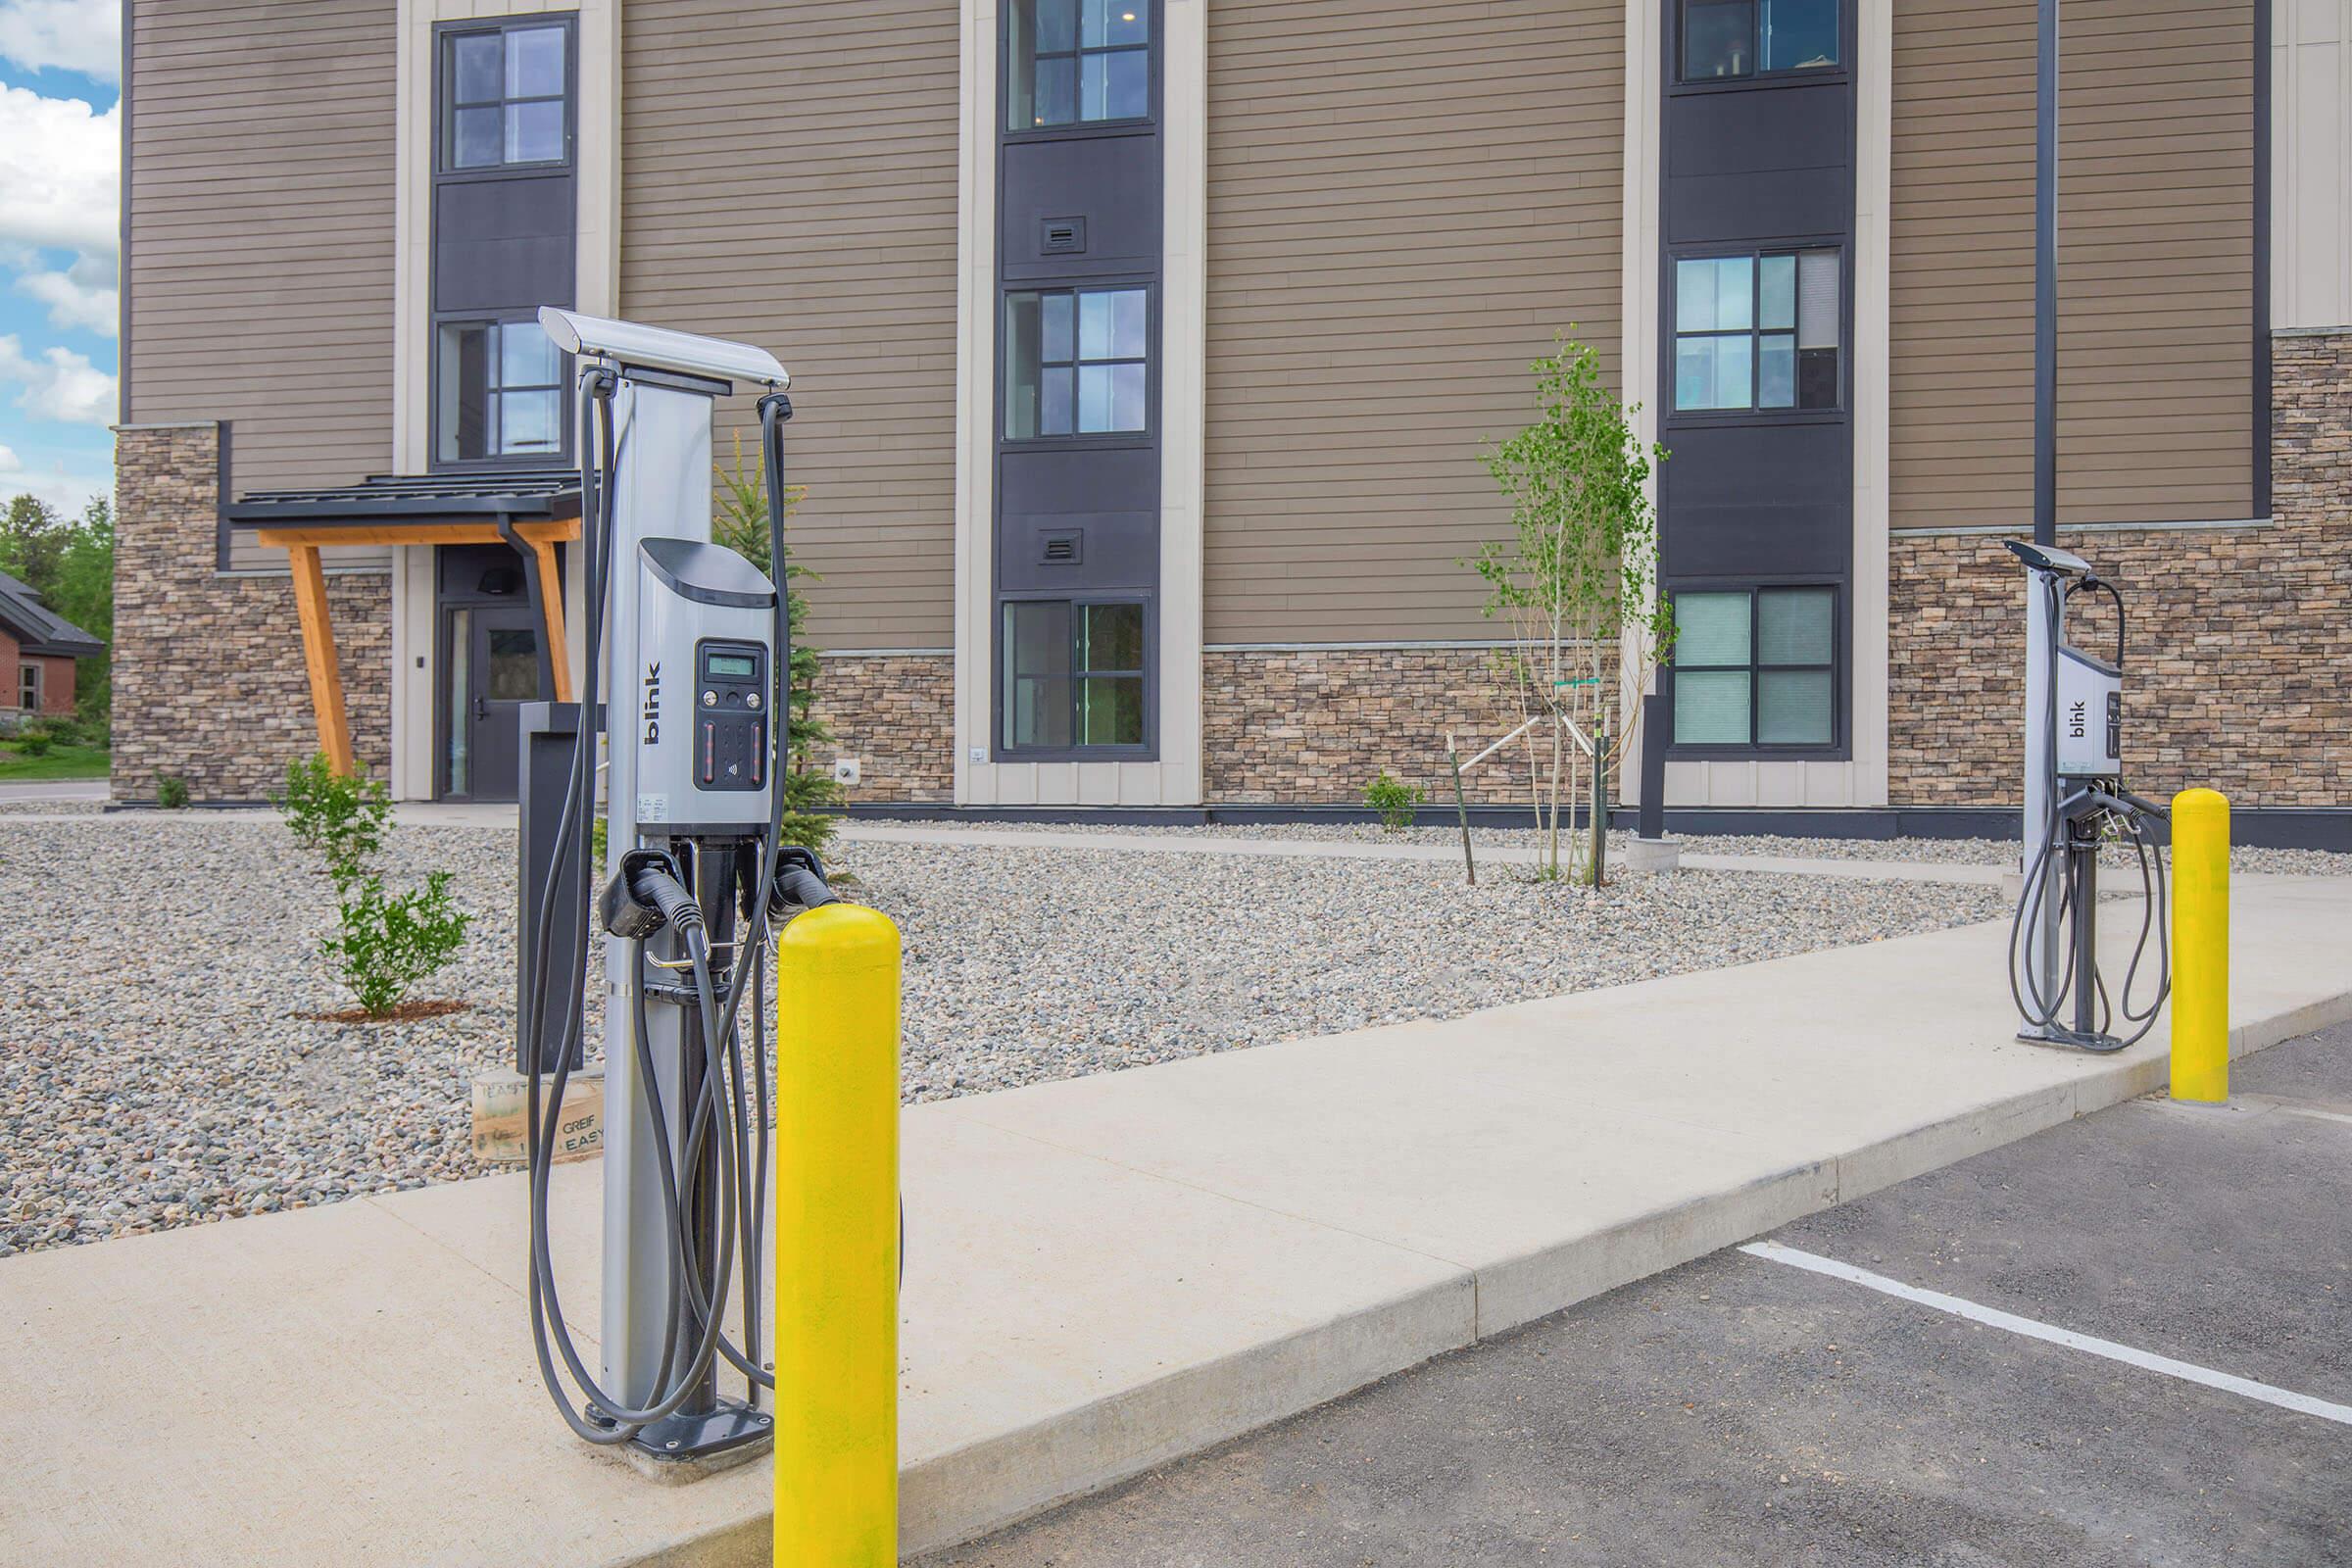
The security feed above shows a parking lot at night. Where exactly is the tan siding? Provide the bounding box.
[619,2,960,651]
[1202,0,1626,645]
[125,1,399,570]
[1890,0,2256,530]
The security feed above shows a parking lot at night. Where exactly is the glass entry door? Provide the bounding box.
[443,603,545,801]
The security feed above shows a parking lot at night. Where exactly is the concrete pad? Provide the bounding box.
[4,876,2347,1566]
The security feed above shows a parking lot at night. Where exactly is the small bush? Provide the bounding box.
[1363,770,1426,833]
[157,775,190,808]
[13,731,52,758]
[277,753,391,881]
[321,872,474,1018]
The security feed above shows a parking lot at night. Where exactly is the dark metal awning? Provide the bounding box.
[222,467,581,530]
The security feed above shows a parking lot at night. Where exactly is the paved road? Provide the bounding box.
[0,778,105,803]
[921,1023,2352,1568]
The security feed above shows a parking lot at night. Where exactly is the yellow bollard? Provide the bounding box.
[773,902,901,1566]
[2170,788,2230,1103]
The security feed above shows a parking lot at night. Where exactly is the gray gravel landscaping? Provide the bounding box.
[0,808,2141,1257]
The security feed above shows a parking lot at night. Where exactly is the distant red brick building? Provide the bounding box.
[0,571,102,719]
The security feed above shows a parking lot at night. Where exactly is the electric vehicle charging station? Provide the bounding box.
[518,309,851,1464]
[2006,539,2172,1052]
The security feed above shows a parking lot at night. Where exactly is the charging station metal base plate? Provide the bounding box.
[595,1398,772,1470]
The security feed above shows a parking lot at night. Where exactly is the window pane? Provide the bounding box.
[452,106,502,169]
[1077,676,1145,745]
[1758,333,1795,409]
[506,100,564,163]
[1759,587,1835,664]
[1077,290,1113,360]
[1041,367,1074,435]
[486,627,542,702]
[508,26,565,98]
[1004,293,1044,437]
[1106,361,1147,430]
[1713,257,1753,330]
[1034,0,1078,53]
[1042,291,1075,362]
[1101,48,1149,118]
[1004,601,1073,750]
[498,390,561,455]
[498,320,559,389]
[1796,249,1839,348]
[1076,364,1115,432]
[453,33,502,104]
[1676,334,1751,411]
[1676,258,1720,332]
[436,322,492,462]
[1108,288,1146,358]
[1762,0,1839,71]
[1684,0,1754,79]
[1675,591,1750,667]
[1675,670,1751,744]
[447,609,471,794]
[1084,0,1149,47]
[1759,254,1796,330]
[1757,669,1833,744]
[1078,603,1146,671]
[1034,55,1077,125]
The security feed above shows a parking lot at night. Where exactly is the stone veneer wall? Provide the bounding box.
[113,423,392,803]
[811,652,955,805]
[1887,330,2352,808]
[1202,647,1572,806]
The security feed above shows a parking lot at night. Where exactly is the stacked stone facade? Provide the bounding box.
[1887,331,2352,809]
[811,653,955,804]
[113,423,392,803]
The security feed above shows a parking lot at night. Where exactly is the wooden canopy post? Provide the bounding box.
[286,543,355,776]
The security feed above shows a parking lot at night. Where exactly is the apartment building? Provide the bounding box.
[112,1,2351,836]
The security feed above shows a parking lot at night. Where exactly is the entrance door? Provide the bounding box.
[444,603,545,802]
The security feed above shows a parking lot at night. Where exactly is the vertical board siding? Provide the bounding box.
[1202,0,1626,645]
[2274,0,2352,330]
[1890,0,2257,530]
[126,1,400,570]
[619,2,961,650]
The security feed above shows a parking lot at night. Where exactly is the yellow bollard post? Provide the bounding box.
[2170,788,2230,1103]
[773,902,901,1566]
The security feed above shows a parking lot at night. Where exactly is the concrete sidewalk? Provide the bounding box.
[2,877,2346,1566]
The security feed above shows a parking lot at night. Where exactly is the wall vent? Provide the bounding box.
[1040,217,1088,255]
[1041,530,1082,564]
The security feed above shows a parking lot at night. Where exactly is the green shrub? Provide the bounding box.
[157,775,190,808]
[321,872,474,1017]
[1363,770,1426,833]
[13,731,52,758]
[277,753,391,882]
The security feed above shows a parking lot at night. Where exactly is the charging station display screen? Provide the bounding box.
[707,653,758,679]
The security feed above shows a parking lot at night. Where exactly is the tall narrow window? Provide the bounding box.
[1672,587,1837,748]
[436,318,566,463]
[1674,248,1840,412]
[1002,600,1148,752]
[1004,286,1150,438]
[1007,0,1151,129]
[1682,0,1839,80]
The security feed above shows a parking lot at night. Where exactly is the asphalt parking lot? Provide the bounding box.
[922,1021,2352,1567]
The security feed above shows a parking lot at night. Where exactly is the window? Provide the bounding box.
[1007,0,1151,129]
[1004,287,1150,438]
[18,662,39,710]
[436,318,566,464]
[1674,250,1840,412]
[1002,600,1148,751]
[1672,587,1837,748]
[1682,0,1838,80]
[443,23,569,170]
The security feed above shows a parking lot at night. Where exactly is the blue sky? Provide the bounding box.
[0,0,120,519]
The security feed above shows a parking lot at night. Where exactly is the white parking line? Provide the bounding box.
[1740,1241,2352,1428]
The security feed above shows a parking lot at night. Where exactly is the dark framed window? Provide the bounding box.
[1003,285,1150,438]
[435,317,567,464]
[1006,0,1152,130]
[442,20,572,171]
[18,662,39,710]
[1001,599,1149,752]
[1672,586,1838,748]
[1673,248,1841,412]
[1682,0,1839,81]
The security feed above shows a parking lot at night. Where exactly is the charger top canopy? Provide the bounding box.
[538,307,790,390]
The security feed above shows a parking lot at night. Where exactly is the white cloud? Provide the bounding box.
[0,440,109,515]
[0,0,119,81]
[0,83,118,259]
[0,333,115,424]
[16,250,115,334]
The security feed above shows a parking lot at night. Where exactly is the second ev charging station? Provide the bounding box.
[519,310,848,1462]
[2005,539,2172,1052]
